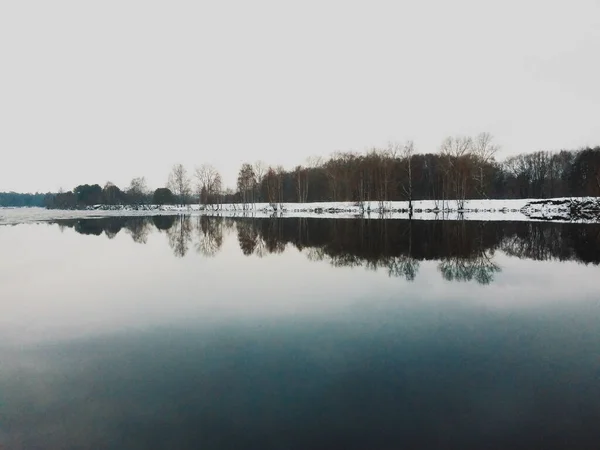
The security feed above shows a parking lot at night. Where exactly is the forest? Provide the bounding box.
[3,134,600,209]
[0,192,47,207]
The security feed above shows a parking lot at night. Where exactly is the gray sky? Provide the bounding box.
[1,0,599,193]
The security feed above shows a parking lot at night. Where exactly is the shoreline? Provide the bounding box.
[1,197,599,225]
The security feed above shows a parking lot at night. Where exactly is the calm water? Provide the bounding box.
[1,216,600,449]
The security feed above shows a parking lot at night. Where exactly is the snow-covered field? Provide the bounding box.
[1,197,599,225]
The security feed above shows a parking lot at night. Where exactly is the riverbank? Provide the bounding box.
[1,197,599,225]
[90,197,600,220]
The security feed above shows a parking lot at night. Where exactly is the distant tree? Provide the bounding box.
[29,139,600,209]
[127,177,149,205]
[0,192,47,207]
[253,161,267,202]
[153,187,176,205]
[276,165,285,206]
[194,164,220,205]
[402,141,415,217]
[471,132,500,198]
[102,182,125,205]
[74,184,103,206]
[294,165,309,203]
[324,157,341,201]
[439,135,473,207]
[50,191,77,209]
[213,173,223,207]
[237,163,256,208]
[570,147,600,197]
[168,164,191,205]
[265,167,278,205]
[43,193,56,208]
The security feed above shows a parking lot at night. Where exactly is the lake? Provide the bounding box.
[1,216,600,449]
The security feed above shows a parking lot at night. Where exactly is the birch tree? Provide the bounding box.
[253,161,267,203]
[168,164,191,205]
[401,141,415,215]
[471,132,500,198]
[440,136,473,208]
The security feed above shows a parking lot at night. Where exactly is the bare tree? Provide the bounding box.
[324,155,343,201]
[127,177,148,205]
[168,164,191,206]
[402,141,415,215]
[439,136,473,208]
[370,143,398,211]
[253,160,267,203]
[194,164,220,206]
[265,166,278,206]
[103,181,121,205]
[237,163,255,209]
[472,132,500,198]
[356,152,371,210]
[276,165,285,207]
[224,187,236,209]
[212,173,223,209]
[303,155,322,203]
[294,165,310,203]
[334,152,359,201]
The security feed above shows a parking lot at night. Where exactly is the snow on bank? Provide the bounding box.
[522,197,600,221]
[1,198,598,226]
[90,198,533,214]
[89,198,600,221]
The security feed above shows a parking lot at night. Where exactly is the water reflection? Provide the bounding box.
[166,216,193,257]
[195,216,224,257]
[50,217,600,284]
[4,217,600,449]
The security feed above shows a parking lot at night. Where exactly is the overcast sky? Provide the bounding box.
[1,0,599,193]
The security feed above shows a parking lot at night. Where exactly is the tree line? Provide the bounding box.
[232,139,600,207]
[0,192,47,207]
[11,134,600,209]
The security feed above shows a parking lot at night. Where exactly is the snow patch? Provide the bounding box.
[2,198,599,226]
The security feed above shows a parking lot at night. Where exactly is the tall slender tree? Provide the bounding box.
[168,164,191,205]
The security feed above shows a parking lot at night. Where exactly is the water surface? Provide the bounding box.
[1,217,599,449]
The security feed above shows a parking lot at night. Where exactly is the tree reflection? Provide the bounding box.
[124,218,151,244]
[104,219,125,239]
[152,215,176,231]
[195,216,223,257]
[385,256,421,282]
[436,222,501,284]
[167,215,193,257]
[264,219,286,255]
[237,220,258,256]
[52,216,600,283]
[74,220,104,236]
[438,253,500,284]
[383,219,420,282]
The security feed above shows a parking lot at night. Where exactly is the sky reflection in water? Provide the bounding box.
[1,217,599,449]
